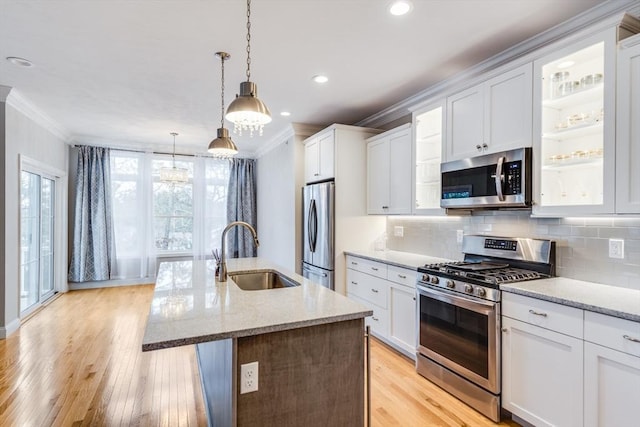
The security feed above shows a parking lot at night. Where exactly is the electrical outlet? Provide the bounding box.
[609,239,624,259]
[393,226,404,237]
[240,361,259,394]
[456,230,464,244]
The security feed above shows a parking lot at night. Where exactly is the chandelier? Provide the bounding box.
[159,132,189,183]
[225,0,271,137]
[208,51,238,157]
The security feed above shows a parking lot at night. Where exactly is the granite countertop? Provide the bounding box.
[502,278,640,322]
[142,258,372,351]
[344,249,453,270]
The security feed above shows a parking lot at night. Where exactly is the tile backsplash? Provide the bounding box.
[386,212,640,291]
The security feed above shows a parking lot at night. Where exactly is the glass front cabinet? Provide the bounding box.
[412,100,444,214]
[532,16,639,216]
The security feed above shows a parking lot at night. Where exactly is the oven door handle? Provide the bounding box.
[417,284,497,315]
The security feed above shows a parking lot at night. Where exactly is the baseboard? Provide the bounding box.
[0,318,21,339]
[68,277,154,290]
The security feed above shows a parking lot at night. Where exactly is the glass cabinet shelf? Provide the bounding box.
[542,156,603,170]
[542,122,603,140]
[542,83,603,109]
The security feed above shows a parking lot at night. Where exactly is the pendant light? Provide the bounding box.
[208,52,238,157]
[225,0,271,137]
[159,132,189,183]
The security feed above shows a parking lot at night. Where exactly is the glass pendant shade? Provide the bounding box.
[225,81,272,136]
[208,127,238,157]
[159,166,189,183]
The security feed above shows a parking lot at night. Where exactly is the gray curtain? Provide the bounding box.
[226,158,257,258]
[68,146,115,282]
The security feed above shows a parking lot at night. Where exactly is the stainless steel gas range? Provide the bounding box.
[415,235,555,422]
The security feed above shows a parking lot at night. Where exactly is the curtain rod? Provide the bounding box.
[72,144,253,159]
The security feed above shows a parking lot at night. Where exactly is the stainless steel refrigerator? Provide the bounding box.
[302,181,335,290]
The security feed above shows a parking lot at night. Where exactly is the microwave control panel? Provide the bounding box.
[504,161,522,194]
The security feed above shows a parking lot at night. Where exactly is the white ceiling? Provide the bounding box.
[0,0,632,155]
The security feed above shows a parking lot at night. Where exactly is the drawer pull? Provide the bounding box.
[371,267,379,271]
[351,261,358,265]
[528,309,548,317]
[398,274,407,279]
[371,289,379,293]
[372,317,379,322]
[623,335,640,343]
[351,281,358,285]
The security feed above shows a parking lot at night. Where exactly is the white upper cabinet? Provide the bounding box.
[530,13,640,216]
[412,100,444,214]
[533,30,617,216]
[446,63,532,161]
[304,129,335,184]
[616,34,640,213]
[367,124,412,215]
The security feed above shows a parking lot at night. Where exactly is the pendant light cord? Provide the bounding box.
[221,54,226,128]
[245,0,251,82]
[171,132,178,167]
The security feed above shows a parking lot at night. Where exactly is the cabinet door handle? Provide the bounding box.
[372,317,379,322]
[371,289,379,293]
[398,274,407,279]
[482,143,488,149]
[476,144,482,151]
[351,261,358,265]
[529,309,548,317]
[351,281,358,285]
[371,267,379,271]
[413,297,416,301]
[623,335,640,343]
[382,206,389,209]
[314,173,320,176]
[501,327,508,332]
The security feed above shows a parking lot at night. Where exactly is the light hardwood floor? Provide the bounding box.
[0,285,519,426]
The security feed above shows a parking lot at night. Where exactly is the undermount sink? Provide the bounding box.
[229,270,300,291]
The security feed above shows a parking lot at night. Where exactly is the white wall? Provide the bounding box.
[256,125,320,274]
[256,137,297,271]
[1,89,69,337]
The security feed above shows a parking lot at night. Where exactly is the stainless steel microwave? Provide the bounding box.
[440,147,532,209]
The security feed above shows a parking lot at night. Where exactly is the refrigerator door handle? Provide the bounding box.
[310,199,318,252]
[307,199,313,253]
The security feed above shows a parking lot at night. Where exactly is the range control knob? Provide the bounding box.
[430,276,440,285]
[422,274,429,282]
[477,287,487,297]
[446,280,455,289]
[464,284,473,294]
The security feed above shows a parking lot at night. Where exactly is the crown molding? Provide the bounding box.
[253,123,324,158]
[3,87,72,142]
[0,85,12,102]
[357,0,640,128]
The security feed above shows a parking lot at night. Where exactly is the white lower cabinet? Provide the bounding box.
[584,342,640,427]
[388,282,416,356]
[346,255,416,359]
[502,316,584,427]
[503,292,640,427]
[502,293,584,427]
[584,311,640,427]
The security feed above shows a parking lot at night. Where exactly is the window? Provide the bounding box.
[110,151,229,280]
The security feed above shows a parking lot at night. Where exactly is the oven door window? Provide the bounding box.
[419,293,489,379]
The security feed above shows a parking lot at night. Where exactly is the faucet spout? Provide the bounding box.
[218,221,259,282]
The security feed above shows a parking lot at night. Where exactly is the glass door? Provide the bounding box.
[20,170,56,315]
[533,28,618,215]
[413,101,444,214]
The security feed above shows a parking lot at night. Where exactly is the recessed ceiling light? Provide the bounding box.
[280,111,291,117]
[312,75,329,84]
[6,57,33,67]
[389,0,413,16]
[557,60,575,69]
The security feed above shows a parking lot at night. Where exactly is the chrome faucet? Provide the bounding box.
[218,221,260,281]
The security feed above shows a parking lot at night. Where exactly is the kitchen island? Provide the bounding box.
[142,258,372,427]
